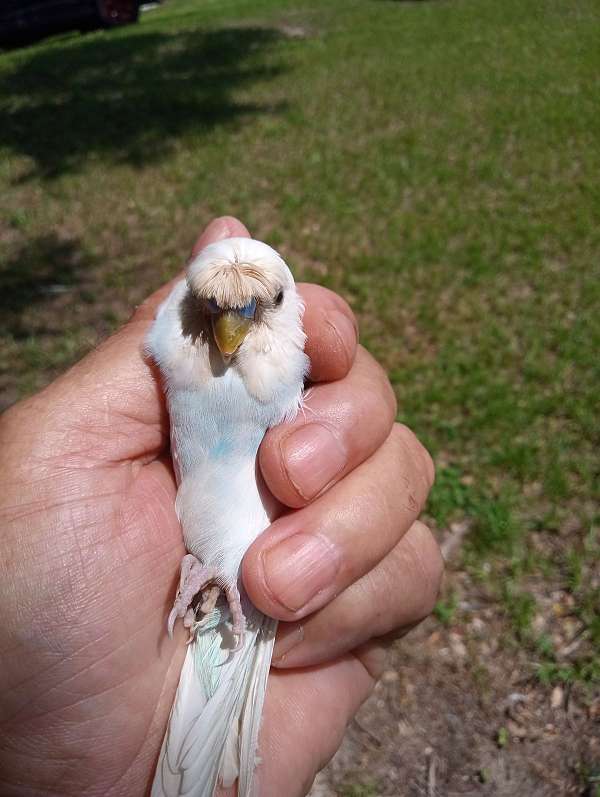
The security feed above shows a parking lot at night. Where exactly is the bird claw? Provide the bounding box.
[168,554,215,637]
[167,607,178,639]
[168,556,246,653]
[225,583,246,652]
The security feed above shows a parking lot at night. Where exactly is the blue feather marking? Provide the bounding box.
[209,438,234,460]
[168,370,278,477]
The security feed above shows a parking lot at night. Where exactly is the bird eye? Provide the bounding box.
[207,298,220,314]
[275,290,284,306]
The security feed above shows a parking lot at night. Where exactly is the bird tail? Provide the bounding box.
[151,596,276,797]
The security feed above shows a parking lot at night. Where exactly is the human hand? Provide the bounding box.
[0,217,442,797]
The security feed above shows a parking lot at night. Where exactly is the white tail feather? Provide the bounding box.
[152,596,276,797]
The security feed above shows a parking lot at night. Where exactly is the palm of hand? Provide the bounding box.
[0,315,375,797]
[0,323,187,795]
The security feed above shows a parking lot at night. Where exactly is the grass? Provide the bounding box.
[338,785,378,797]
[1,0,598,698]
[433,590,458,627]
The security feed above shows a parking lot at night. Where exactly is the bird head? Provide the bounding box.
[186,237,298,362]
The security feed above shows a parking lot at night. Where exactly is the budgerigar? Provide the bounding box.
[146,237,309,797]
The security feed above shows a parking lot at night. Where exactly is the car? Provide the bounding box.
[0,0,140,48]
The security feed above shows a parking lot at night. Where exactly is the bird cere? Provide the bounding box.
[147,238,309,797]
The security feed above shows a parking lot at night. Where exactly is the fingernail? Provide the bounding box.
[281,423,347,501]
[262,533,341,612]
[272,623,304,662]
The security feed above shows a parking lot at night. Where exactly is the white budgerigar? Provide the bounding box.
[147,237,309,797]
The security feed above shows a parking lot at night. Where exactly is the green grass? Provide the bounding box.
[338,784,378,797]
[1,0,598,684]
[434,590,458,627]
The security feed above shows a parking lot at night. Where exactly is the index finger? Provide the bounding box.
[297,283,358,383]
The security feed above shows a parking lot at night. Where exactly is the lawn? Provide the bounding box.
[1,0,598,793]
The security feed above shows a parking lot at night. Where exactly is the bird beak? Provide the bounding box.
[212,311,253,359]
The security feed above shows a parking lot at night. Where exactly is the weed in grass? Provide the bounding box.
[426,465,475,529]
[434,591,458,627]
[468,491,521,557]
[7,208,29,230]
[502,584,537,643]
[496,727,509,749]
[428,467,520,559]
[339,784,378,797]
[536,660,600,687]
[535,634,555,661]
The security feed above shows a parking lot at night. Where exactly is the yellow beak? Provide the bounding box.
[212,311,253,358]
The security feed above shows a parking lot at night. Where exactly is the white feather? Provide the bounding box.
[152,602,276,797]
[147,239,309,797]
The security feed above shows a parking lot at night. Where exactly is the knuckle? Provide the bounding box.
[352,642,388,682]
[319,285,358,330]
[389,422,409,454]
[394,423,435,490]
[358,348,397,420]
[335,600,364,641]
[336,294,356,323]
[367,523,444,639]
[410,521,444,611]
[382,374,398,420]
[363,567,397,631]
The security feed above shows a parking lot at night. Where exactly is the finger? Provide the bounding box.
[255,654,376,797]
[190,215,250,257]
[244,423,435,621]
[297,283,358,383]
[259,347,396,508]
[271,521,444,668]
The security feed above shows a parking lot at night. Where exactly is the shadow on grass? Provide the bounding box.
[0,233,95,338]
[0,25,287,179]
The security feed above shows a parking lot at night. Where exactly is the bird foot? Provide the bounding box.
[224,582,246,652]
[200,584,221,615]
[168,554,215,637]
[168,554,246,651]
